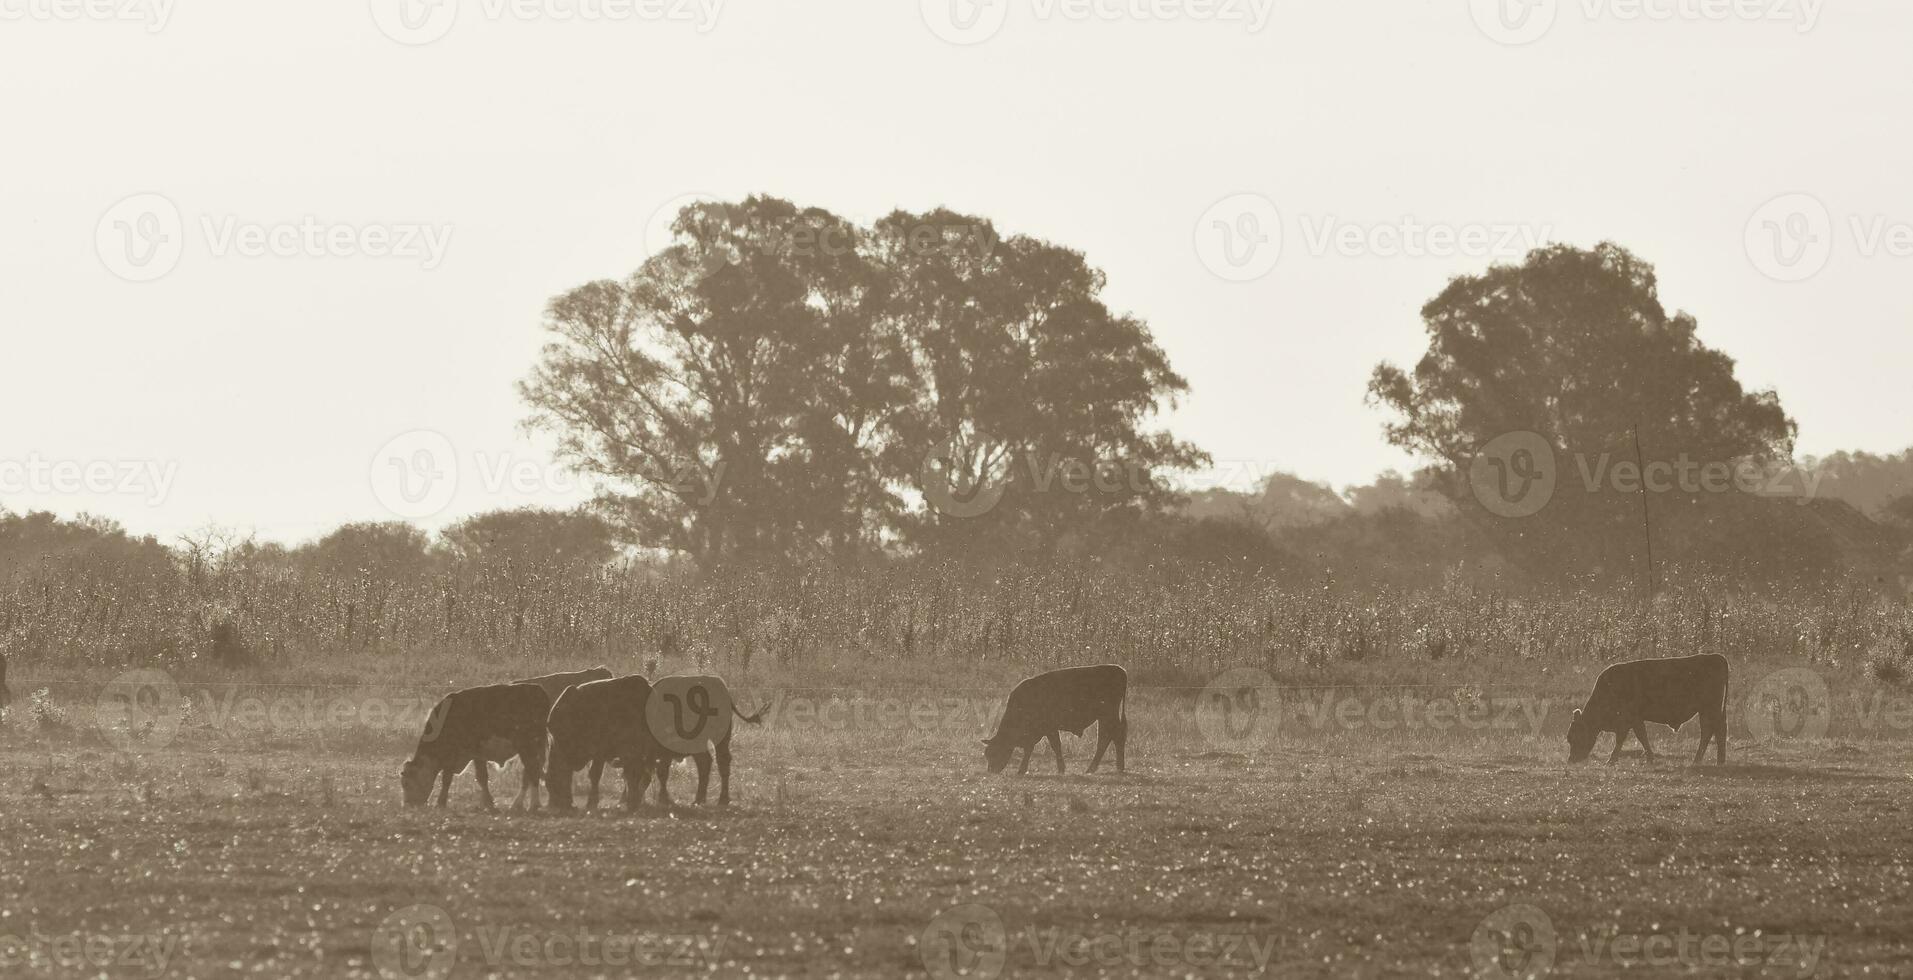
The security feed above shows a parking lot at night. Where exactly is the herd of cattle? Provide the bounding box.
[401,653,1733,811]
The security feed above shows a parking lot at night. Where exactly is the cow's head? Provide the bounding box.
[981,738,1014,774]
[400,756,434,806]
[1566,709,1597,763]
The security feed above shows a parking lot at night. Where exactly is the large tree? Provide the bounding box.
[876,209,1206,552]
[521,197,889,561]
[522,198,1204,562]
[1369,243,1796,579]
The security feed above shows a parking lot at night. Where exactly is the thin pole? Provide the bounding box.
[1632,423,1655,601]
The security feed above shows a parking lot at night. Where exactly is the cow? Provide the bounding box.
[401,683,551,810]
[983,664,1127,775]
[0,651,11,707]
[511,666,613,704]
[1567,653,1728,765]
[544,675,654,812]
[642,674,767,808]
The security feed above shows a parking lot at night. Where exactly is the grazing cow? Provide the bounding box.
[983,664,1128,775]
[1567,653,1729,765]
[545,675,657,812]
[401,683,551,809]
[643,674,767,808]
[511,666,613,704]
[0,651,10,707]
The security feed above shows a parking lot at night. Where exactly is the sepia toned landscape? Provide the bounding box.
[8,0,1913,977]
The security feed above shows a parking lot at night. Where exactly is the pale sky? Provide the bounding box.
[3,0,1908,543]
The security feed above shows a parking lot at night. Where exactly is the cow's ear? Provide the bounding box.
[979,739,993,747]
[1572,709,1582,719]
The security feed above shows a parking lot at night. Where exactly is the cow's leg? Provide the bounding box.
[715,737,733,806]
[1700,705,1726,765]
[692,751,713,806]
[473,760,497,811]
[654,756,675,808]
[514,743,541,812]
[1633,722,1655,761]
[1047,732,1065,774]
[1607,727,1628,765]
[1114,718,1125,773]
[1016,744,1033,775]
[436,767,454,807]
[585,759,605,811]
[635,757,658,811]
[1088,722,1110,774]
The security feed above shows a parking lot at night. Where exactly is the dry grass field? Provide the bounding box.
[5,655,1911,978]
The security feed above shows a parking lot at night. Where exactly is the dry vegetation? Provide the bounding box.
[6,567,1913,977]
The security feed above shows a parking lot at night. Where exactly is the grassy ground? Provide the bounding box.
[3,662,1911,978]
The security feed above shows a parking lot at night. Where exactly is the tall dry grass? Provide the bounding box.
[4,560,1909,690]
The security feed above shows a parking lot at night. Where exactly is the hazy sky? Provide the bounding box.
[3,0,1907,543]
